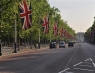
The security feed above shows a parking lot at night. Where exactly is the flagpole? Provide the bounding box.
[49,20,51,43]
[38,18,41,49]
[14,13,17,53]
[0,8,2,56]
[0,13,2,56]
[17,0,20,51]
[39,29,40,43]
[14,0,18,53]
[49,13,51,43]
[38,28,40,49]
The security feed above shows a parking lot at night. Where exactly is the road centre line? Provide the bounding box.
[73,62,83,67]
[74,68,95,71]
[58,50,77,73]
[58,68,70,73]
[65,49,77,69]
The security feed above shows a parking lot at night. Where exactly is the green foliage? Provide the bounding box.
[0,0,75,43]
[85,19,95,43]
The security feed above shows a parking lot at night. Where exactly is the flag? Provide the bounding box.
[60,28,63,37]
[53,22,58,36]
[19,0,32,30]
[42,15,49,34]
[63,29,68,38]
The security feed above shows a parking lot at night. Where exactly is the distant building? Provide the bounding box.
[76,32,84,42]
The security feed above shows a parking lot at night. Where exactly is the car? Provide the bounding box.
[50,42,57,49]
[59,41,65,48]
[68,41,74,47]
[73,41,76,44]
[76,41,79,43]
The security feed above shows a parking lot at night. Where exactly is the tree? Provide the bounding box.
[0,0,75,45]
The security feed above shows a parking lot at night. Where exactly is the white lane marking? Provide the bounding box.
[79,65,93,67]
[89,58,95,67]
[58,50,77,73]
[58,68,70,73]
[74,68,95,71]
[85,58,90,61]
[73,62,83,67]
[92,62,95,67]
[89,58,92,61]
[65,49,77,69]
[58,58,95,73]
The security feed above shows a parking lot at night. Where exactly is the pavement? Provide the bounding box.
[1,44,49,56]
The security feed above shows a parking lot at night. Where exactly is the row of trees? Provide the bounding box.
[0,0,75,46]
[84,18,95,43]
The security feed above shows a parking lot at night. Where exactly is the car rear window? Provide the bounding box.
[60,42,65,44]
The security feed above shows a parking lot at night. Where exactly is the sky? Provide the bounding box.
[49,0,95,33]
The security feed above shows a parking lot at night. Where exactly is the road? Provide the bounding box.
[0,43,95,73]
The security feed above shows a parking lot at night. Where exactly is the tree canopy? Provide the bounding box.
[84,18,95,43]
[0,0,75,44]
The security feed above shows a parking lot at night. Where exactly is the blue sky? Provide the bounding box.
[49,0,95,33]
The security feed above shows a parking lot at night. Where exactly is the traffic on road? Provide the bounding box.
[0,43,95,73]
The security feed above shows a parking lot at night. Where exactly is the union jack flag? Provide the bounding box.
[64,30,67,37]
[53,22,58,36]
[19,0,32,30]
[60,28,63,37]
[42,15,49,34]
